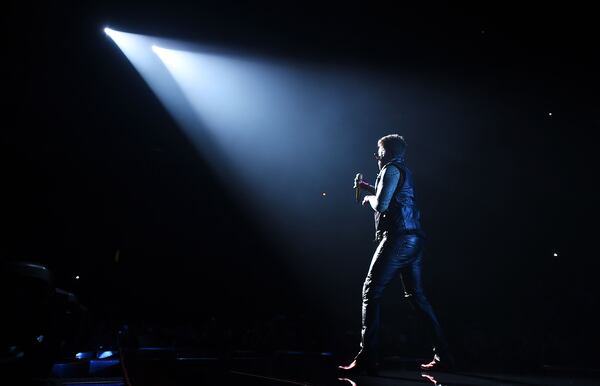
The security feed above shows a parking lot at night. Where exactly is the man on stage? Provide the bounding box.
[339,134,453,375]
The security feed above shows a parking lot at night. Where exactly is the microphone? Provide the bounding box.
[354,173,363,203]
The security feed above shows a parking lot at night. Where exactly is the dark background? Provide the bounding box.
[3,0,599,370]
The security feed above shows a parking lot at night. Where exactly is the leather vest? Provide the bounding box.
[374,160,423,236]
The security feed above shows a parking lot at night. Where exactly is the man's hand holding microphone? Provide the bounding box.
[354,173,363,203]
[354,173,376,205]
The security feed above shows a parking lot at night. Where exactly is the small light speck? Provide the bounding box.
[548,112,552,116]
[322,192,327,197]
[75,275,80,280]
[553,252,558,257]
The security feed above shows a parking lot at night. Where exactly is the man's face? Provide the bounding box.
[377,144,386,170]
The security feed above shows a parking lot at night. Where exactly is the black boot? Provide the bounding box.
[420,350,455,372]
[338,355,379,376]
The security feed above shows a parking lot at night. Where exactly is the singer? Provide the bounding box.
[339,134,453,375]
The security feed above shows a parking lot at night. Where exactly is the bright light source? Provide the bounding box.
[553,252,558,257]
[75,275,80,280]
[97,350,115,359]
[104,27,113,35]
[548,112,552,116]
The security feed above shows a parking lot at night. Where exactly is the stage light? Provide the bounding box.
[151,45,177,58]
[104,27,432,305]
[97,350,115,359]
[75,351,94,360]
[151,45,183,69]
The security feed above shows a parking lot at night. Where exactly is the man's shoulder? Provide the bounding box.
[382,163,402,174]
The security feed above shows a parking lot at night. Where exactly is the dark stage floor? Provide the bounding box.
[46,349,600,386]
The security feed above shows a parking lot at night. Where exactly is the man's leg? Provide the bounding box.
[401,251,453,369]
[358,234,423,363]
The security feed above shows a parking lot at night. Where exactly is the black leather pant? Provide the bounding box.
[358,232,448,363]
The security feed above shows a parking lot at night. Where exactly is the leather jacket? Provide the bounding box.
[373,157,423,239]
